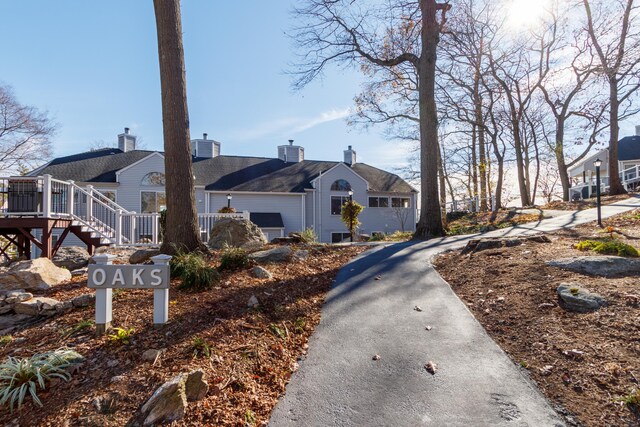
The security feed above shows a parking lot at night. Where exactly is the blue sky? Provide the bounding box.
[0,1,412,171]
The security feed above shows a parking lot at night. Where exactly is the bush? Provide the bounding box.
[217,206,236,213]
[575,239,639,257]
[219,246,250,271]
[0,348,83,412]
[369,232,386,242]
[171,251,219,291]
[299,228,318,244]
[108,327,135,345]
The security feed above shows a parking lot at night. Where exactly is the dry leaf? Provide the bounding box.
[425,361,437,375]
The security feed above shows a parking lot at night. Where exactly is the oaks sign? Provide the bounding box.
[89,253,172,334]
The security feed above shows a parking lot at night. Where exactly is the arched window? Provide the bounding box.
[330,179,351,191]
[141,172,165,186]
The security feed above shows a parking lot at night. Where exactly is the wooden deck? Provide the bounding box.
[0,217,77,262]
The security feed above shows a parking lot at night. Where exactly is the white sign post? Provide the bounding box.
[89,253,172,334]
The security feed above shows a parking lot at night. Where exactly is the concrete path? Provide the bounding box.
[269,196,640,427]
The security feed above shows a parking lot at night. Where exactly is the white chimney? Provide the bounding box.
[191,132,221,158]
[344,145,356,165]
[636,125,640,136]
[118,127,136,152]
[278,139,304,163]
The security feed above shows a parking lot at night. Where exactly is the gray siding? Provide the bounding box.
[208,192,304,235]
[358,192,416,236]
[116,154,165,212]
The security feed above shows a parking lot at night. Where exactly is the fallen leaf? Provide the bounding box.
[374,275,382,280]
[425,361,437,375]
[372,354,381,361]
[414,306,423,312]
[425,326,432,331]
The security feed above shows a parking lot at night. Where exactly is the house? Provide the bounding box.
[568,126,640,199]
[6,128,416,254]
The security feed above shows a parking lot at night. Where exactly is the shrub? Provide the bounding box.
[190,337,212,359]
[0,348,83,412]
[219,246,250,271]
[368,232,386,242]
[575,239,639,257]
[0,336,12,347]
[108,327,135,345]
[299,228,318,244]
[170,250,219,291]
[217,206,236,213]
[386,231,414,241]
[340,200,364,237]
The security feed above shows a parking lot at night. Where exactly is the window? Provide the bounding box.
[97,190,116,203]
[141,191,166,213]
[331,232,351,243]
[331,196,349,215]
[368,197,389,208]
[330,179,351,191]
[141,172,166,186]
[391,197,411,208]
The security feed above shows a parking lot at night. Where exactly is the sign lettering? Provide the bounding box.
[88,265,170,289]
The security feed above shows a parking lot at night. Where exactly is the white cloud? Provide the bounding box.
[227,108,351,141]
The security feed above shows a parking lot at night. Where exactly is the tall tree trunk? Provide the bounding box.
[511,119,531,206]
[154,0,205,254]
[471,125,478,199]
[437,145,448,226]
[554,118,571,201]
[608,77,626,195]
[415,0,444,239]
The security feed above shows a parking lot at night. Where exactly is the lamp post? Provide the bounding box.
[594,158,602,227]
[226,193,232,209]
[348,189,354,242]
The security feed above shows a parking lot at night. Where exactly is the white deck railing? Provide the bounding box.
[0,174,249,247]
[569,163,640,200]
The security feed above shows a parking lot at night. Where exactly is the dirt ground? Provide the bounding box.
[0,244,367,426]
[434,209,640,427]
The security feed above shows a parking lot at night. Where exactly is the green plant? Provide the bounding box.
[0,348,83,412]
[244,408,257,426]
[108,327,135,345]
[0,336,12,347]
[570,287,580,295]
[368,232,386,242]
[294,317,306,333]
[619,388,640,409]
[219,246,250,271]
[171,250,219,291]
[269,323,286,339]
[299,227,318,244]
[217,206,236,213]
[190,337,212,359]
[340,199,364,240]
[60,320,93,339]
[575,239,639,257]
[519,361,529,369]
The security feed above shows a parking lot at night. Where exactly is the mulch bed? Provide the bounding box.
[0,244,367,426]
[434,209,640,426]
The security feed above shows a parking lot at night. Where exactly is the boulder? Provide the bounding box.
[14,297,61,316]
[72,293,95,308]
[142,348,165,362]
[208,218,267,250]
[0,258,71,291]
[547,256,640,277]
[556,283,607,312]
[4,291,33,304]
[71,267,88,277]
[141,370,208,426]
[252,266,273,279]
[129,249,160,264]
[293,250,309,260]
[52,246,90,271]
[185,370,208,402]
[248,246,292,263]
[461,234,551,255]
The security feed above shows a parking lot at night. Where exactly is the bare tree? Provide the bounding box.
[0,84,55,174]
[153,0,205,253]
[583,0,640,195]
[291,0,451,238]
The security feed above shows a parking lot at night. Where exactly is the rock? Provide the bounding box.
[142,349,165,362]
[93,394,116,414]
[461,234,551,255]
[208,218,267,250]
[248,246,292,263]
[252,266,273,279]
[425,361,437,375]
[247,295,259,308]
[55,301,73,313]
[0,306,13,315]
[0,314,32,330]
[71,267,88,277]
[72,293,95,308]
[271,236,301,245]
[556,283,607,312]
[293,250,309,260]
[5,292,33,304]
[106,360,119,368]
[14,297,61,316]
[141,374,188,426]
[52,246,90,271]
[0,258,71,291]
[547,256,640,277]
[184,370,208,401]
[129,249,160,264]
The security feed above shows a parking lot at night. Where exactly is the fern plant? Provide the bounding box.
[0,348,83,412]
[219,245,250,271]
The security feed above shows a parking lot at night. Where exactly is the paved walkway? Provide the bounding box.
[269,196,640,426]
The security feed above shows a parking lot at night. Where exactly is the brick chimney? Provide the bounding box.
[117,127,136,152]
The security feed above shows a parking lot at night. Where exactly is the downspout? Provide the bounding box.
[318,171,323,242]
[301,193,305,231]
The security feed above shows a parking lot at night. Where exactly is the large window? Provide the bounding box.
[391,197,411,208]
[368,196,389,208]
[331,232,351,243]
[330,179,351,191]
[141,191,166,213]
[141,172,165,186]
[331,196,349,215]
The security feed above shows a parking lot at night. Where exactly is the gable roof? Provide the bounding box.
[34,149,416,193]
[618,136,640,161]
[249,212,284,228]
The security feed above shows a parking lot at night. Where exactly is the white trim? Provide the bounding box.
[368,196,390,208]
[310,162,369,188]
[139,189,167,213]
[205,190,303,196]
[115,152,165,180]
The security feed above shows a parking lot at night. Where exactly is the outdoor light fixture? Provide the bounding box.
[226,193,232,209]
[594,159,602,227]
